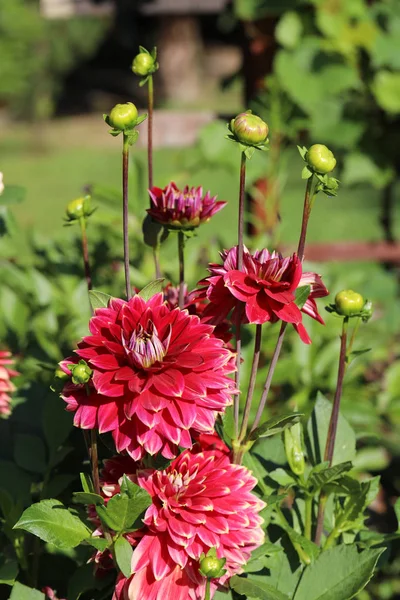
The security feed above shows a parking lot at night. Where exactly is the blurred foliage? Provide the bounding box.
[0,0,109,119]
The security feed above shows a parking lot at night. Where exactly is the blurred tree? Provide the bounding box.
[0,0,109,120]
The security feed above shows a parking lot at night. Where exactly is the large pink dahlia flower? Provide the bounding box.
[114,448,265,600]
[194,246,328,344]
[60,294,235,459]
[148,182,226,230]
[0,351,19,417]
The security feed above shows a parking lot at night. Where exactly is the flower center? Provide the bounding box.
[124,321,170,369]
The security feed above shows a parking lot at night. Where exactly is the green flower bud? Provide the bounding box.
[50,367,70,393]
[284,422,305,476]
[108,102,138,131]
[65,195,92,222]
[306,144,336,174]
[69,361,92,385]
[335,289,364,317]
[132,52,156,77]
[230,111,269,146]
[199,552,226,579]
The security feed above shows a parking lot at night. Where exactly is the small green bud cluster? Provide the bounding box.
[68,360,93,385]
[199,548,227,579]
[104,102,147,143]
[65,195,94,223]
[298,144,339,196]
[132,46,159,80]
[227,110,269,159]
[284,421,305,476]
[326,289,373,322]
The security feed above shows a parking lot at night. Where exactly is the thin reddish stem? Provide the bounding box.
[237,152,246,270]
[148,75,154,192]
[178,231,185,309]
[122,135,132,300]
[79,217,93,294]
[239,324,262,442]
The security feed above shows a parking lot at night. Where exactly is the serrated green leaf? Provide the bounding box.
[14,499,91,549]
[249,413,303,441]
[72,492,104,506]
[138,278,164,301]
[80,472,94,494]
[230,575,290,600]
[89,290,112,311]
[84,536,110,551]
[293,545,384,600]
[297,145,308,160]
[9,582,44,599]
[221,405,235,442]
[114,536,133,577]
[295,285,311,309]
[96,477,151,533]
[307,461,353,493]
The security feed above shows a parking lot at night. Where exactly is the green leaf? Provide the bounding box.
[80,472,94,494]
[372,71,400,114]
[293,545,384,600]
[14,499,91,549]
[306,392,356,466]
[89,290,112,311]
[301,166,313,179]
[295,285,311,309]
[14,434,47,475]
[269,468,296,487]
[114,536,133,577]
[42,394,72,458]
[72,492,104,506]
[9,582,44,599]
[138,278,165,301]
[221,405,235,442]
[84,536,110,551]
[0,558,18,585]
[395,497,400,531]
[276,11,303,49]
[307,461,353,493]
[249,413,303,441]
[96,477,151,533]
[68,563,98,600]
[230,575,290,600]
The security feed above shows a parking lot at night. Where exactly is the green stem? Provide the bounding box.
[275,506,311,565]
[79,216,93,295]
[153,244,161,279]
[90,429,101,496]
[204,579,211,600]
[237,151,246,270]
[238,324,262,444]
[147,75,154,191]
[297,176,314,261]
[304,495,313,540]
[178,231,185,309]
[122,134,131,300]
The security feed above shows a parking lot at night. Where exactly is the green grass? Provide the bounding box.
[1,123,399,247]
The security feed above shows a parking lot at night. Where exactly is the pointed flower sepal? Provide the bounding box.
[103,102,147,144]
[68,360,93,385]
[326,290,372,322]
[132,46,159,85]
[199,548,227,579]
[64,195,95,224]
[227,110,269,159]
[50,367,70,394]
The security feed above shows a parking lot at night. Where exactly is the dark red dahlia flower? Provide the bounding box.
[148,182,226,230]
[114,448,265,600]
[60,294,235,459]
[194,246,328,344]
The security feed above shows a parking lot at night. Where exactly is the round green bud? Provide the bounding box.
[108,103,138,131]
[199,556,226,579]
[231,112,269,145]
[284,423,305,476]
[306,144,336,174]
[335,289,364,317]
[66,196,91,221]
[132,52,156,77]
[70,361,92,385]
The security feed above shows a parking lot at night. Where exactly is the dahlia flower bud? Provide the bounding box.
[65,195,92,222]
[199,549,227,579]
[105,102,138,131]
[335,289,364,317]
[230,111,269,146]
[132,47,158,77]
[69,360,92,385]
[306,144,336,174]
[0,350,19,417]
[284,422,305,476]
[51,366,70,393]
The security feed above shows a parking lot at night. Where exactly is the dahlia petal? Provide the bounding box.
[89,353,122,370]
[294,322,312,344]
[74,404,97,429]
[97,402,119,433]
[152,369,185,397]
[224,271,259,300]
[93,370,125,397]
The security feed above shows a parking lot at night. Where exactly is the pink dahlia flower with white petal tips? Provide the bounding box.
[148,182,226,230]
[193,246,328,344]
[0,351,19,417]
[113,449,265,600]
[60,293,235,460]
